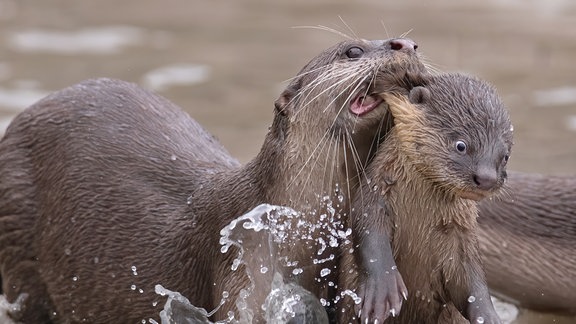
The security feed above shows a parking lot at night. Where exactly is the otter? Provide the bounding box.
[478,171,576,315]
[340,73,512,323]
[0,38,426,323]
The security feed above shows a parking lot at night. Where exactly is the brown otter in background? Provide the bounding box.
[0,38,426,323]
[478,171,576,316]
[341,73,512,323]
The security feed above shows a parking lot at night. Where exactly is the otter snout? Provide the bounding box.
[472,166,499,191]
[387,38,418,53]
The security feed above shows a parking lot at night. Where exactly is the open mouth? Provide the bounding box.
[457,189,490,202]
[349,91,384,116]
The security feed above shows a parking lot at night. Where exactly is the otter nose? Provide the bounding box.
[473,167,499,191]
[388,38,418,52]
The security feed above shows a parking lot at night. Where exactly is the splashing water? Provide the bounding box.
[263,272,328,324]
[155,284,214,324]
[0,294,28,324]
[156,201,350,323]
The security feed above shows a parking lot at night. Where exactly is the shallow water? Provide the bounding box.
[0,0,575,322]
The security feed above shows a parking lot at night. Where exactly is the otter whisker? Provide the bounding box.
[296,124,338,202]
[291,25,353,40]
[338,16,360,40]
[419,56,443,75]
[379,20,391,39]
[297,68,365,117]
[294,65,363,107]
[287,122,335,190]
[280,64,334,84]
[321,73,370,114]
[399,29,414,38]
[321,64,374,114]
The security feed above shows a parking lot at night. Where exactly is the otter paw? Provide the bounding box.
[355,270,407,323]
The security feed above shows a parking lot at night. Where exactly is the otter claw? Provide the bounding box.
[390,308,396,317]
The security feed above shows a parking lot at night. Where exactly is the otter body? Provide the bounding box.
[345,73,512,323]
[0,38,425,323]
[478,171,576,315]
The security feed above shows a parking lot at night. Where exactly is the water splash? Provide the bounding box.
[155,285,213,324]
[156,201,347,323]
[263,272,328,324]
[0,294,28,324]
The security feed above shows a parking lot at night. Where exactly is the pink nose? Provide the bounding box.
[389,38,418,52]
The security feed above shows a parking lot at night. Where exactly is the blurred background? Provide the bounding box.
[0,0,574,322]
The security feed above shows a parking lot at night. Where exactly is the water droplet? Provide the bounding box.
[320,298,327,306]
[186,195,193,205]
[468,295,476,303]
[476,317,485,323]
[152,301,158,307]
[260,266,268,274]
[170,154,177,161]
[292,268,303,275]
[231,258,241,271]
[391,265,397,270]
[72,276,78,282]
[93,257,99,264]
[320,268,331,277]
[64,247,72,255]
[222,291,229,298]
[369,258,377,263]
[139,288,144,294]
[131,284,136,290]
[131,265,138,276]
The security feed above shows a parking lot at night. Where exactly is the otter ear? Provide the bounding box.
[408,86,430,105]
[274,80,301,116]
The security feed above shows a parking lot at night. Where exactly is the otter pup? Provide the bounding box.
[347,73,512,323]
[0,38,426,323]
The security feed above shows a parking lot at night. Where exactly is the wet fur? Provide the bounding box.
[0,39,425,323]
[340,73,512,323]
[478,171,576,315]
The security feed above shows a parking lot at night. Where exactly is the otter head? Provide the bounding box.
[385,73,513,201]
[271,38,427,197]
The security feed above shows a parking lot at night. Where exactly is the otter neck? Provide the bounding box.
[384,132,478,230]
[273,114,362,218]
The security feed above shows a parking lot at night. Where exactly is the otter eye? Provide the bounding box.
[455,140,467,153]
[345,46,364,59]
[503,154,510,164]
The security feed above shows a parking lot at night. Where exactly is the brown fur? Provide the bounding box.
[478,171,576,315]
[339,73,513,323]
[0,38,425,323]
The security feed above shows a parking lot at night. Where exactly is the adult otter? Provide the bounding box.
[478,172,576,315]
[341,73,512,323]
[0,38,425,323]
